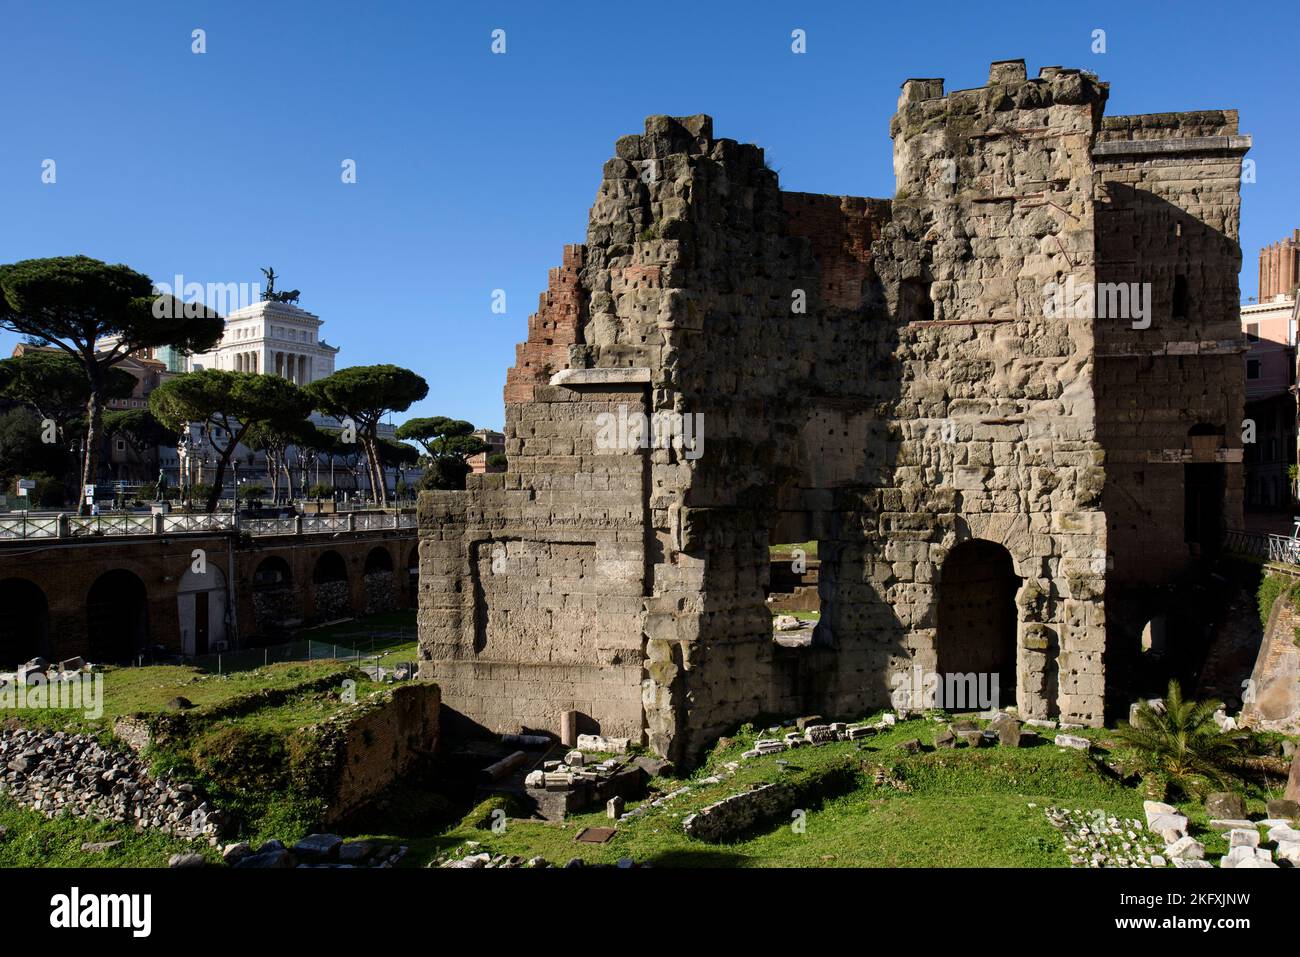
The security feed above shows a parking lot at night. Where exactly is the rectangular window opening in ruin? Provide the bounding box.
[767,536,821,650]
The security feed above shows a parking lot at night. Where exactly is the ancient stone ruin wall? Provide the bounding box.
[851,62,1113,729]
[418,60,1248,763]
[1093,111,1248,592]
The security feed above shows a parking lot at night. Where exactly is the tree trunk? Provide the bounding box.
[268,448,281,503]
[364,433,387,507]
[206,446,236,513]
[80,365,106,517]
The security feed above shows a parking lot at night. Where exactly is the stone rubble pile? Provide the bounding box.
[225,834,408,868]
[0,725,226,841]
[1045,807,1171,868]
[742,719,879,758]
[0,656,97,689]
[737,710,1078,761]
[1048,800,1299,869]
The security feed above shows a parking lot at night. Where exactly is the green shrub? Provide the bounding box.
[1116,680,1245,799]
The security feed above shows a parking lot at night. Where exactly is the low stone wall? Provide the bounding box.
[682,760,857,843]
[307,681,441,824]
[683,783,796,843]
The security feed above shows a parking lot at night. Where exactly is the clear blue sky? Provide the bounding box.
[2,0,1295,430]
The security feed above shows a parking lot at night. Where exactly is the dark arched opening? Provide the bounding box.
[0,578,49,667]
[86,570,150,663]
[937,540,1019,711]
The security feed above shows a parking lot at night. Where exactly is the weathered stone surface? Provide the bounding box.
[1165,836,1205,861]
[294,833,344,860]
[1147,813,1189,837]
[1227,827,1259,848]
[1204,792,1246,820]
[417,60,1249,764]
[1266,798,1300,821]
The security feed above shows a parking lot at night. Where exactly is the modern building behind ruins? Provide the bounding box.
[418,60,1250,762]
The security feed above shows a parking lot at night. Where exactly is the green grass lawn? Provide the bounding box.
[769,541,818,560]
[389,716,1170,868]
[12,660,362,736]
[0,794,217,868]
[299,609,419,666]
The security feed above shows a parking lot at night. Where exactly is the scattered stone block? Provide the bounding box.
[607,795,624,819]
[81,840,122,854]
[1143,801,1177,827]
[1266,798,1300,821]
[168,853,206,868]
[1206,818,1254,830]
[1267,823,1300,845]
[564,750,585,767]
[1165,836,1205,861]
[933,727,956,749]
[1204,792,1246,820]
[995,720,1021,748]
[1227,827,1259,849]
[804,725,837,744]
[1054,734,1090,751]
[1146,813,1188,837]
[576,733,629,754]
[338,841,374,864]
[294,833,344,860]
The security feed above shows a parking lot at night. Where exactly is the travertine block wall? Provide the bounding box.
[419,60,1248,762]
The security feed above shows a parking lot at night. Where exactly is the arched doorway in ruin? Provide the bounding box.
[936,539,1019,711]
[86,569,150,663]
[0,578,49,667]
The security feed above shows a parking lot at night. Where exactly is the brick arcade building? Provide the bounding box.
[418,60,1250,762]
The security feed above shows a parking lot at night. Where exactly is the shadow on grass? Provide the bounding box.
[640,848,751,867]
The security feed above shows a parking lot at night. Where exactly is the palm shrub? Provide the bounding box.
[1115,680,1244,799]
